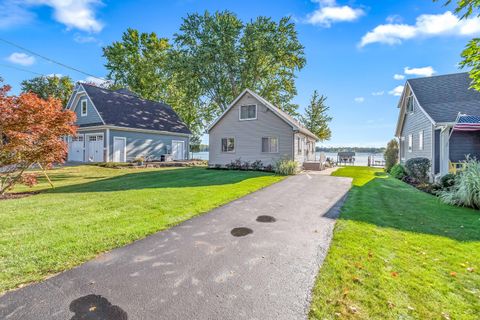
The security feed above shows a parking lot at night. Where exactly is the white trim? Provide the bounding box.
[395,82,436,137]
[68,84,106,124]
[172,139,186,160]
[408,134,413,153]
[81,99,88,116]
[221,137,235,153]
[113,136,127,162]
[206,88,319,140]
[261,136,279,153]
[419,130,424,150]
[239,104,257,121]
[106,128,110,162]
[76,125,191,137]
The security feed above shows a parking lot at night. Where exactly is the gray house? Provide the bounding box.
[395,72,480,178]
[207,89,319,167]
[66,83,191,163]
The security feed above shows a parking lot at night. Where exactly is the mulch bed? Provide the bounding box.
[0,191,40,201]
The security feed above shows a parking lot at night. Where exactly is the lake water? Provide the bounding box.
[191,151,384,166]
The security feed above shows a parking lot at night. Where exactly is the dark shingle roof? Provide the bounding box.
[81,84,191,135]
[408,72,480,123]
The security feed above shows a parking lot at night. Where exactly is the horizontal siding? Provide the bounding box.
[109,129,189,162]
[209,93,294,166]
[400,98,433,165]
[449,131,480,162]
[293,133,316,163]
[73,93,103,126]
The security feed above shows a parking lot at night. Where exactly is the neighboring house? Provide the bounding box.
[207,89,319,167]
[395,72,480,178]
[66,83,191,163]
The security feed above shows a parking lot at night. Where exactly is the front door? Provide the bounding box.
[68,135,84,162]
[86,134,104,162]
[172,140,185,160]
[113,137,126,162]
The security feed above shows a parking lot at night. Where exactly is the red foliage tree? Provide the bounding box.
[0,83,77,194]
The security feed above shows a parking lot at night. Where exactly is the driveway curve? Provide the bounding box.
[0,173,351,320]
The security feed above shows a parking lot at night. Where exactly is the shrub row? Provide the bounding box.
[210,158,299,176]
[389,156,480,209]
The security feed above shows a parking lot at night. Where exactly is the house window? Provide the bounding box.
[221,138,235,152]
[81,100,88,116]
[262,137,278,153]
[400,137,405,160]
[406,95,414,113]
[419,130,424,150]
[408,134,413,152]
[239,105,257,120]
[297,137,302,154]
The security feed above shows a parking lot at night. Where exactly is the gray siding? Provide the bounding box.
[293,133,316,163]
[109,129,189,162]
[400,98,433,165]
[209,93,294,166]
[449,131,480,162]
[73,93,103,126]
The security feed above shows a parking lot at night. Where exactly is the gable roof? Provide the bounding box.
[76,84,191,135]
[207,89,319,140]
[407,72,480,123]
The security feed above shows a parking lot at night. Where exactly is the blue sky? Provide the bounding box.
[0,0,477,147]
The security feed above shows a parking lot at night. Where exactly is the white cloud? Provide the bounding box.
[360,11,480,47]
[28,0,104,32]
[306,0,364,27]
[404,66,436,77]
[386,14,402,24]
[0,1,34,29]
[74,34,98,43]
[354,96,365,103]
[6,52,35,66]
[82,76,111,87]
[393,74,405,80]
[389,85,404,96]
[1,0,103,32]
[372,91,384,96]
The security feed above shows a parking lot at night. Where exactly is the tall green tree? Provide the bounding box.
[21,75,74,106]
[300,90,332,141]
[437,0,480,90]
[384,139,399,172]
[103,28,171,101]
[173,11,306,116]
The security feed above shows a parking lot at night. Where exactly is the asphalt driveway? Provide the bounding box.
[0,173,352,320]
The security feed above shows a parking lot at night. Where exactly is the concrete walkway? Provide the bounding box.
[0,174,352,320]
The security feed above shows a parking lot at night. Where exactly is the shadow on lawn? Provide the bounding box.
[339,175,480,242]
[46,167,273,194]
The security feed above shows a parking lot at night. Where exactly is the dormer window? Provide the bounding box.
[239,105,257,120]
[406,95,414,113]
[81,99,88,116]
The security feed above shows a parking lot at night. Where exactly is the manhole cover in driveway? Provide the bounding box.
[256,215,276,223]
[231,227,253,237]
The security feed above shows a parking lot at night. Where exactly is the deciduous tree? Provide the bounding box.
[436,0,480,90]
[0,83,77,194]
[103,28,171,101]
[21,75,74,106]
[300,90,332,141]
[173,11,306,116]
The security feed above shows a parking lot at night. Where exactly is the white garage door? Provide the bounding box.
[86,134,104,162]
[68,135,84,162]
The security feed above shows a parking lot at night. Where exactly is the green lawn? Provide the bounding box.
[310,166,480,320]
[0,165,283,294]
